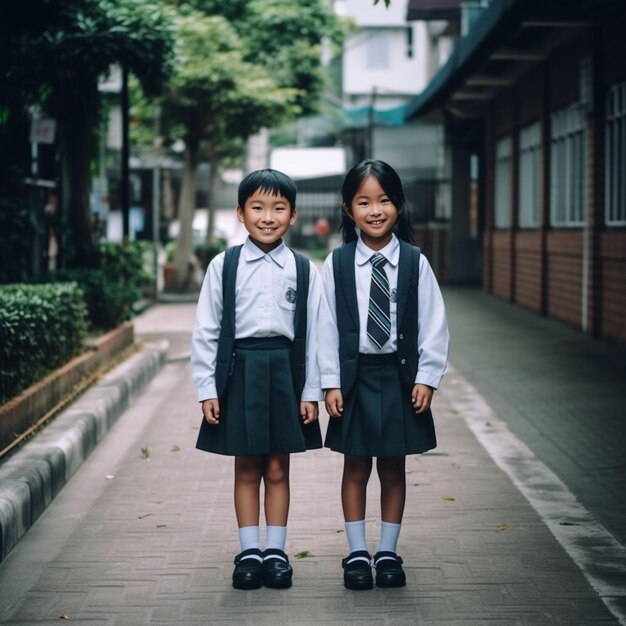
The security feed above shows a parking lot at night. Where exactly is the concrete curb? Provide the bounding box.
[0,340,168,562]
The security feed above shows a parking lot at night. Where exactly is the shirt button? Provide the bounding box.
[400,358,406,365]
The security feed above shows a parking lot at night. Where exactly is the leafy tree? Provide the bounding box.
[1,0,173,267]
[161,10,297,290]
[151,0,345,291]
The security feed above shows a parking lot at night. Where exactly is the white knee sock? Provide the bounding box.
[238,525,261,560]
[265,525,287,551]
[345,520,368,553]
[377,521,401,554]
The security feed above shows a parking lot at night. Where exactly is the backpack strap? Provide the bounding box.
[291,248,310,397]
[331,242,359,396]
[215,245,242,398]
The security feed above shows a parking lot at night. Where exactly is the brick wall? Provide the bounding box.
[546,232,583,328]
[514,232,543,312]
[599,232,626,341]
[491,231,513,300]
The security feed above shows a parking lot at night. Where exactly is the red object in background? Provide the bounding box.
[314,217,331,237]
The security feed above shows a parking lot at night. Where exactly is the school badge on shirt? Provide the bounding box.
[285,287,297,304]
[390,288,398,304]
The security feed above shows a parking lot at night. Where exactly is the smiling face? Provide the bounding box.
[237,188,297,253]
[344,175,399,250]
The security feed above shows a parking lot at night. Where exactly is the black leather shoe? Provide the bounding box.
[342,550,373,590]
[374,551,406,588]
[262,549,293,589]
[232,548,263,589]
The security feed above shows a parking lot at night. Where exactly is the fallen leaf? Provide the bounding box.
[59,614,70,620]
[485,421,492,427]
[156,524,167,528]
[442,496,455,501]
[171,444,180,452]
[293,550,313,559]
[140,447,150,460]
[498,523,508,532]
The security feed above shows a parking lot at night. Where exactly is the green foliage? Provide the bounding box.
[4,0,174,100]
[0,194,46,284]
[163,11,295,146]
[99,240,154,290]
[194,240,226,271]
[0,282,88,403]
[50,268,135,331]
[1,0,175,268]
[47,241,153,331]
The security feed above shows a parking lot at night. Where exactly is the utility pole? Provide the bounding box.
[121,64,130,242]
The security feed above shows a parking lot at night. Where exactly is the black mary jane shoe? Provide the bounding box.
[262,548,293,589]
[373,551,406,588]
[232,548,263,590]
[341,550,373,590]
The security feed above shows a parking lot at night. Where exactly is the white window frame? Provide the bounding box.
[518,122,542,228]
[606,81,626,226]
[494,136,512,229]
[366,30,389,69]
[550,104,586,227]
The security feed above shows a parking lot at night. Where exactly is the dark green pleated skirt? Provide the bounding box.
[196,336,322,456]
[324,353,437,457]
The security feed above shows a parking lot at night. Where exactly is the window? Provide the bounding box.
[606,81,626,226]
[518,122,542,228]
[550,105,586,226]
[366,30,389,69]
[494,136,512,228]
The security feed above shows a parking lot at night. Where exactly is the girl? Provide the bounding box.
[191,169,323,590]
[318,160,449,590]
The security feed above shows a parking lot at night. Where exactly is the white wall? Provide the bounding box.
[341,0,430,98]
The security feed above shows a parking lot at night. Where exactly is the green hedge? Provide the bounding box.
[0,283,88,403]
[49,268,137,331]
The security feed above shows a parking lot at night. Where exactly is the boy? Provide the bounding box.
[191,169,323,590]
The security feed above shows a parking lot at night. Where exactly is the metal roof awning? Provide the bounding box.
[405,0,619,122]
[406,0,461,21]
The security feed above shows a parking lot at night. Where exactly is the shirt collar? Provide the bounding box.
[355,234,399,267]
[242,236,287,267]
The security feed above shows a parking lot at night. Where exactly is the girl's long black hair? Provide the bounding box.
[339,159,415,245]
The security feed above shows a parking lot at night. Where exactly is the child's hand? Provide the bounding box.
[300,401,319,424]
[411,384,433,414]
[201,398,220,425]
[325,388,344,419]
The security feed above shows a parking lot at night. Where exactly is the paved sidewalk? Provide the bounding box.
[0,296,623,625]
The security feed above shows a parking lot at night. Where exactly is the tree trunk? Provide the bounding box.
[171,137,199,292]
[55,78,99,268]
[205,140,220,243]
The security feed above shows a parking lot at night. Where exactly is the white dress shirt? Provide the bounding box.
[317,234,450,391]
[191,237,323,402]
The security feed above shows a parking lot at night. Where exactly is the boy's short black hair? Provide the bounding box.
[238,169,297,211]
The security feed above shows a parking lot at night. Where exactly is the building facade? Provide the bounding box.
[407,0,626,343]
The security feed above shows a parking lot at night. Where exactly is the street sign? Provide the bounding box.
[29,119,56,144]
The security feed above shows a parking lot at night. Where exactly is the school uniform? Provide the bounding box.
[191,237,323,456]
[318,234,449,457]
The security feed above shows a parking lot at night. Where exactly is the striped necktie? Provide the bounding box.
[367,253,391,349]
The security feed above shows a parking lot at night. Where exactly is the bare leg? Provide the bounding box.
[263,453,290,526]
[376,456,406,523]
[234,455,264,527]
[342,455,373,521]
